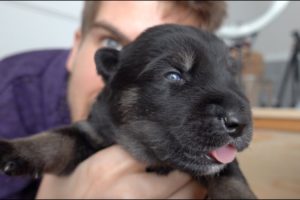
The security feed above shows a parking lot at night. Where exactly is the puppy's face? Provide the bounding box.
[95,25,252,176]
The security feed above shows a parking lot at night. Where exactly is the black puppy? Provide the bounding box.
[0,24,256,199]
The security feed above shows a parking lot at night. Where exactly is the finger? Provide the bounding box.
[80,145,146,179]
[38,145,147,199]
[101,170,192,199]
[36,174,71,199]
[88,145,145,168]
[168,180,207,199]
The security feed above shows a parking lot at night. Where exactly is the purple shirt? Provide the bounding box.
[0,49,71,199]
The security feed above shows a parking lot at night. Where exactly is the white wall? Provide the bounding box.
[0,1,83,58]
[0,1,299,63]
[224,1,300,63]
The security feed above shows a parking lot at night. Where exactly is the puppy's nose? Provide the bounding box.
[222,113,245,138]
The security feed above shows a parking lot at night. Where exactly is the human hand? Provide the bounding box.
[36,145,206,199]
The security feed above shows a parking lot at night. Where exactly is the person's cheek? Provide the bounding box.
[88,49,105,92]
[81,48,105,104]
[68,45,104,121]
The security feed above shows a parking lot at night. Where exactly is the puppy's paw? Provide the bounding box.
[205,191,257,200]
[205,179,257,199]
[0,140,34,176]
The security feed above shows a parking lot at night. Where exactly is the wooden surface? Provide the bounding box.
[252,108,300,132]
[238,129,300,199]
[252,108,300,120]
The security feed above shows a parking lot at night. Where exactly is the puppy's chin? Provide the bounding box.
[194,163,226,176]
[162,148,228,176]
[117,120,245,176]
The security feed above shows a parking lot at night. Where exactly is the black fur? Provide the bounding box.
[0,24,256,199]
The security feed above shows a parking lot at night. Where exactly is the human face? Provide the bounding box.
[66,1,200,122]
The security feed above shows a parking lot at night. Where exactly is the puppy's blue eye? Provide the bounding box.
[165,72,182,81]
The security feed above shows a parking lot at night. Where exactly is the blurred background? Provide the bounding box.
[0,1,298,61]
[1,1,300,108]
[0,1,83,57]
[0,1,299,199]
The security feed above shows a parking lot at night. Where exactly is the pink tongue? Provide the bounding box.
[209,145,237,164]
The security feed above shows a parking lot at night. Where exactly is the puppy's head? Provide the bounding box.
[95,24,252,176]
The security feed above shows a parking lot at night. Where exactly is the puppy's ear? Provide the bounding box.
[94,48,120,82]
